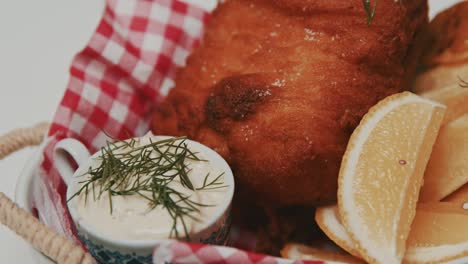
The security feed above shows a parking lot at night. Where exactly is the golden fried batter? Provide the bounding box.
[414,1,468,93]
[419,1,468,68]
[151,0,428,206]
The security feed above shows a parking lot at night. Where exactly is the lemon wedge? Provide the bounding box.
[338,92,445,264]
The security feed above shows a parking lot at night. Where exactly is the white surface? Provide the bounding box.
[0,0,462,263]
[0,1,104,263]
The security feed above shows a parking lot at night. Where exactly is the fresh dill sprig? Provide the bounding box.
[196,172,228,191]
[459,76,468,88]
[67,136,227,240]
[363,0,402,25]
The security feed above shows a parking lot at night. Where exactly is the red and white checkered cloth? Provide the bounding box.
[152,241,322,264]
[33,0,324,263]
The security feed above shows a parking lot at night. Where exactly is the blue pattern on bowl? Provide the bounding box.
[78,234,153,264]
[78,213,231,264]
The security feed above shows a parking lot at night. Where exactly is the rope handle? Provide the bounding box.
[0,122,49,160]
[0,123,96,264]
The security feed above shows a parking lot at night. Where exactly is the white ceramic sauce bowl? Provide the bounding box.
[53,136,235,264]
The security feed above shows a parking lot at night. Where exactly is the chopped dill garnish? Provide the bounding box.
[67,136,227,240]
[363,0,379,25]
[363,0,401,26]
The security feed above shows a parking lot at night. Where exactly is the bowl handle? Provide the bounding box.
[0,123,96,263]
[54,138,91,186]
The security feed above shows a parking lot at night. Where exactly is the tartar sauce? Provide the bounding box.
[68,134,228,241]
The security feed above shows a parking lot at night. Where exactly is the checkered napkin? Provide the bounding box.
[32,0,324,263]
[152,241,322,264]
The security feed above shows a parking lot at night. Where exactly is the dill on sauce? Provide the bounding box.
[67,136,227,240]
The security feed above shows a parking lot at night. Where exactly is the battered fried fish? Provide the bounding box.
[414,1,468,93]
[151,0,428,206]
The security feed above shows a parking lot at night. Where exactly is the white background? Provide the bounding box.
[0,0,461,263]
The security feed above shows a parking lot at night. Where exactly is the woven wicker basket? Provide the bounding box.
[0,123,96,264]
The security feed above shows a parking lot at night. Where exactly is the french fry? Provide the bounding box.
[421,84,468,125]
[444,183,468,205]
[420,114,468,202]
[281,243,365,264]
[414,64,468,94]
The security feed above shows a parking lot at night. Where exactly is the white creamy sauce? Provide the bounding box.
[69,135,227,241]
